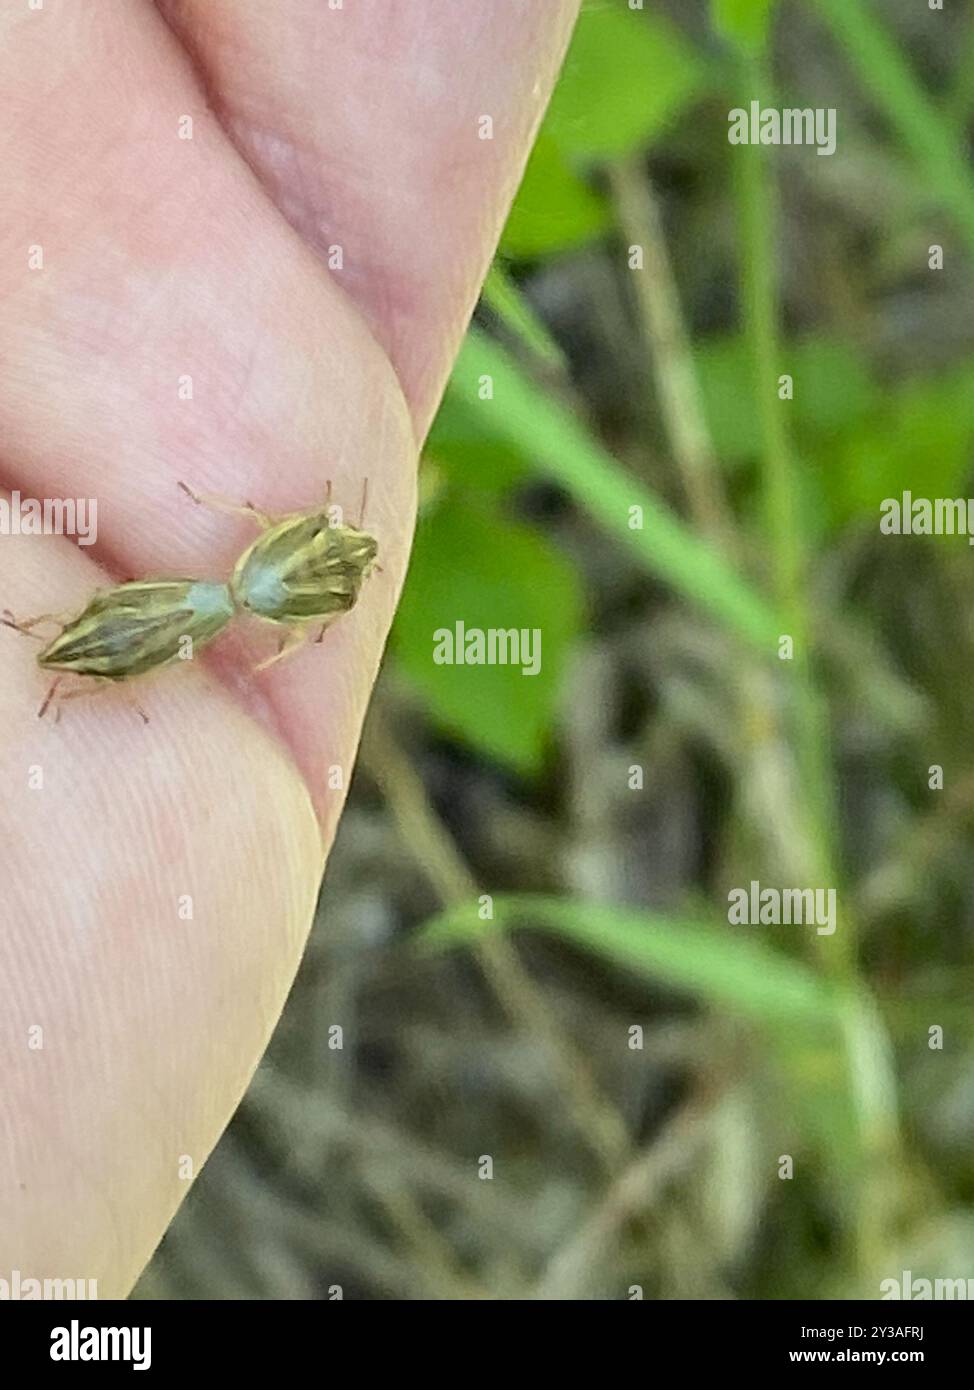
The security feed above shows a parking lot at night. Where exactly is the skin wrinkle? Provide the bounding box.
[0,0,581,1294]
[154,0,579,433]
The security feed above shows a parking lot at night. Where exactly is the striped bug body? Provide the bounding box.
[4,578,235,718]
[37,580,235,679]
[179,479,380,670]
[230,511,378,628]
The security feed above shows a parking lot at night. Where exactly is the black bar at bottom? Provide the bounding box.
[0,1297,963,1374]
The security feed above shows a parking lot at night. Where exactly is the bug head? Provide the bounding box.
[338,524,379,578]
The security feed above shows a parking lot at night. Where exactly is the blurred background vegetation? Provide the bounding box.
[135,0,974,1299]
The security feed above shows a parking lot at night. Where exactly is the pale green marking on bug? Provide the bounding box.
[232,559,290,616]
[185,581,236,623]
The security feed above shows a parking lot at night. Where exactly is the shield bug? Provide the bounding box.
[3,578,235,719]
[179,480,379,670]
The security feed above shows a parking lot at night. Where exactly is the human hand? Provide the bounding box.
[0,0,579,1296]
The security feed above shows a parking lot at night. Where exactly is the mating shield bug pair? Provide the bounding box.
[2,481,379,719]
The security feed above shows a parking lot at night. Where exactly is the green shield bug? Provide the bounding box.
[179,480,379,670]
[3,578,235,719]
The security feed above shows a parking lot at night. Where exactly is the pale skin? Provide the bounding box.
[0,0,580,1296]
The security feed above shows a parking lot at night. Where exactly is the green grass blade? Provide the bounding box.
[419,892,843,1026]
[418,894,900,1209]
[812,0,974,253]
[481,264,569,374]
[449,330,782,648]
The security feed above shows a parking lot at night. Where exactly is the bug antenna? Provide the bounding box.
[2,611,44,641]
[359,476,369,528]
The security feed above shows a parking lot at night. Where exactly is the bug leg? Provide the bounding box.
[38,676,64,720]
[45,676,108,722]
[3,615,45,643]
[178,481,273,529]
[253,629,307,673]
[46,678,150,725]
[3,609,69,640]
